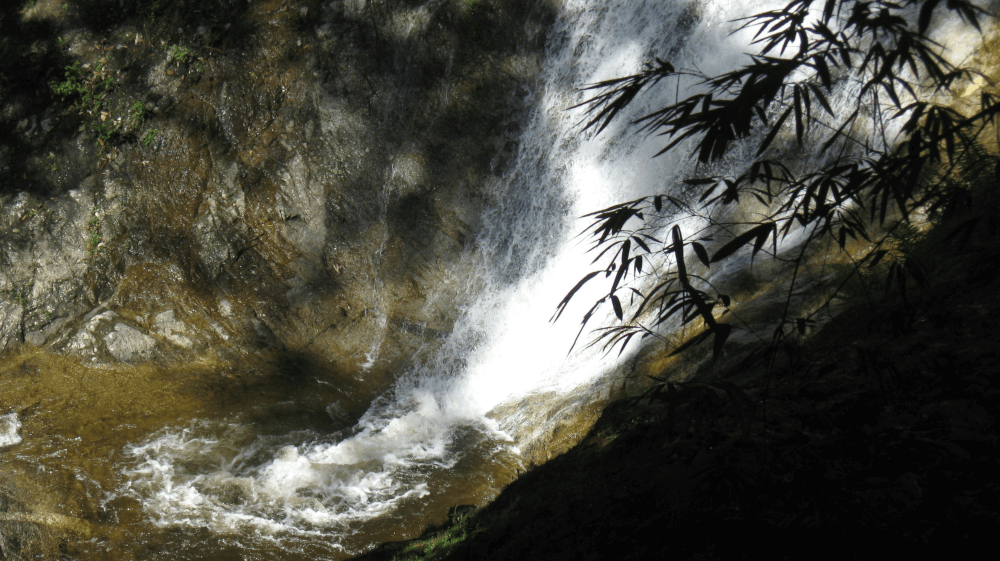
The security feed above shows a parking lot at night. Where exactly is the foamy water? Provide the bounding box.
[0,412,21,448]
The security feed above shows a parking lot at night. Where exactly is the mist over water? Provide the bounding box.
[122,0,787,554]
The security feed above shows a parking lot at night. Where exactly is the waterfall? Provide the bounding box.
[122,0,791,555]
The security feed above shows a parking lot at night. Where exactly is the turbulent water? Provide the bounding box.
[0,412,20,448]
[105,1,791,557]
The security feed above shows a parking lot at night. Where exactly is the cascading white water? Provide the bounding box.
[0,412,21,448]
[122,0,792,554]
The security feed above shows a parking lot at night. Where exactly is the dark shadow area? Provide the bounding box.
[356,157,1000,561]
[0,5,76,196]
[69,0,252,37]
[0,0,256,196]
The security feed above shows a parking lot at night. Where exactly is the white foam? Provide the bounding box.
[0,412,21,447]
[124,397,503,540]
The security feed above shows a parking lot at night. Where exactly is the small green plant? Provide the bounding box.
[21,1,36,11]
[148,1,161,22]
[393,514,475,561]
[45,155,57,173]
[168,44,191,64]
[87,207,103,254]
[142,128,157,147]
[50,58,122,154]
[92,121,115,152]
[57,36,68,49]
[50,62,86,98]
[2,292,27,306]
[88,232,103,254]
[127,101,145,130]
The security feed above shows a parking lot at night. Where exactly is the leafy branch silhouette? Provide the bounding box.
[556,0,997,362]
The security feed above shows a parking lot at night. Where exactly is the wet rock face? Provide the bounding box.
[103,323,157,362]
[0,301,23,353]
[0,0,556,386]
[0,186,93,352]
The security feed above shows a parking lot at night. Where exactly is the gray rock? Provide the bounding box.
[40,315,73,341]
[1,184,92,356]
[66,329,98,354]
[210,321,230,341]
[103,323,157,362]
[252,318,280,348]
[152,310,194,349]
[0,301,23,353]
[64,310,117,357]
[24,331,44,347]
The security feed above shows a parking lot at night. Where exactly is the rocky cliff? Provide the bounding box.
[1,0,554,393]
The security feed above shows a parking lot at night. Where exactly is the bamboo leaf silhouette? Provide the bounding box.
[757,106,792,156]
[554,271,601,322]
[711,223,775,263]
[668,328,714,357]
[556,0,992,364]
[712,324,732,360]
[691,242,710,267]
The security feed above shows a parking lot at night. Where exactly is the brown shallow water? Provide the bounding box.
[0,351,524,560]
